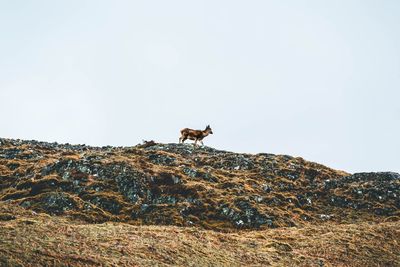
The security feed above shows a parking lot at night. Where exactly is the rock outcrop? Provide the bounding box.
[0,138,399,230]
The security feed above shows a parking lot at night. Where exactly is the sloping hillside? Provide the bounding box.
[0,138,399,266]
[1,203,399,267]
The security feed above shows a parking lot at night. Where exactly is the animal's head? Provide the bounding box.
[205,125,213,134]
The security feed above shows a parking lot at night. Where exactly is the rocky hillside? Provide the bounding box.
[0,137,399,266]
[0,138,399,231]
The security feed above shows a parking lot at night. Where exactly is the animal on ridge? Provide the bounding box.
[179,125,213,146]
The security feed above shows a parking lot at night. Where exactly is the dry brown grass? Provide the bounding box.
[0,203,399,267]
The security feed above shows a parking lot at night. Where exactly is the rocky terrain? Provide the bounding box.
[0,137,399,266]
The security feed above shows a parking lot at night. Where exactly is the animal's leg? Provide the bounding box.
[181,136,187,143]
[179,137,182,143]
[194,139,198,147]
[200,140,204,146]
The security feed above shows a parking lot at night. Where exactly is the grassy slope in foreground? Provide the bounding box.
[0,203,399,267]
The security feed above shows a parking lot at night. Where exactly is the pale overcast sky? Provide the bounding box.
[1,1,399,173]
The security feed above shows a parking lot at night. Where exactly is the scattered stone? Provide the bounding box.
[0,213,16,221]
[0,137,398,231]
[148,153,176,166]
[319,214,333,221]
[262,184,272,193]
[136,140,157,149]
[40,192,76,215]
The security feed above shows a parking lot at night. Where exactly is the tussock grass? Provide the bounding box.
[0,203,399,267]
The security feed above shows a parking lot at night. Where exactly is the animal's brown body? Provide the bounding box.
[179,125,213,146]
